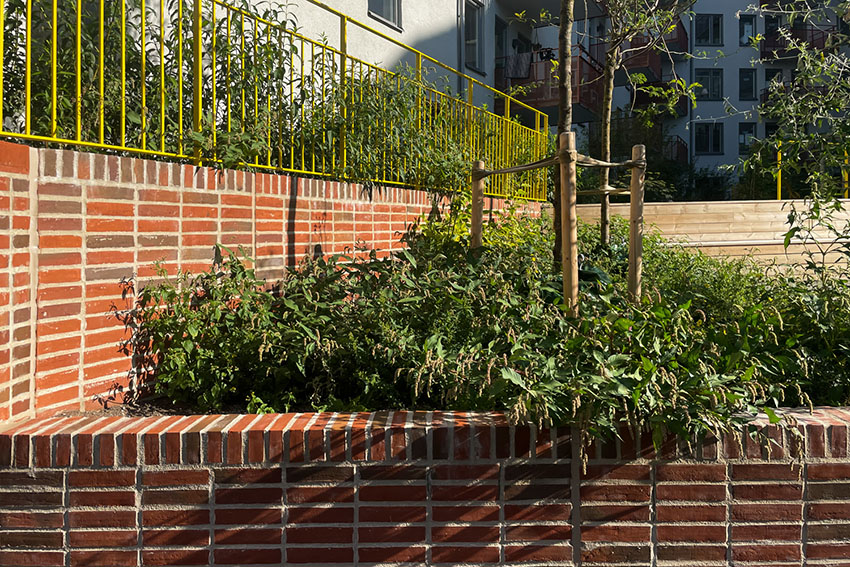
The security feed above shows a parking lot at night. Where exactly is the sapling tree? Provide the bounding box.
[552,0,576,270]
[595,0,694,244]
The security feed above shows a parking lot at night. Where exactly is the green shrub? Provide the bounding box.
[124,208,834,445]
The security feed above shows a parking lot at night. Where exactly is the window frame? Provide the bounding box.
[464,0,486,75]
[738,122,757,154]
[695,68,723,101]
[695,123,724,155]
[765,68,783,85]
[695,14,724,46]
[739,68,757,101]
[368,0,403,32]
[739,14,755,46]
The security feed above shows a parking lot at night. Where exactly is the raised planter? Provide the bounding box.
[1,409,849,566]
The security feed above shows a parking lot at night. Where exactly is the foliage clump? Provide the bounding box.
[121,204,850,445]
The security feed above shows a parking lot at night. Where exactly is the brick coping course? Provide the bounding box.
[2,408,849,469]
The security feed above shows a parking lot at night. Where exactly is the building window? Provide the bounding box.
[739,69,757,100]
[765,122,779,138]
[695,123,724,154]
[739,14,755,46]
[765,15,781,36]
[739,123,756,153]
[465,1,484,73]
[368,0,401,29]
[695,69,723,100]
[765,68,783,85]
[495,17,507,68]
[695,14,723,46]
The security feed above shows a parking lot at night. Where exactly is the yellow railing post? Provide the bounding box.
[415,52,422,187]
[176,0,182,154]
[339,14,348,175]
[844,150,848,199]
[503,97,511,194]
[0,0,5,127]
[120,0,127,146]
[139,0,146,149]
[98,0,104,143]
[193,0,203,163]
[50,0,57,137]
[76,0,83,141]
[25,0,31,136]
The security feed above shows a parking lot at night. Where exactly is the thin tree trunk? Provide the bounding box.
[555,0,574,269]
[599,47,619,247]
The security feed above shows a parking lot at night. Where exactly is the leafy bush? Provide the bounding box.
[121,202,850,446]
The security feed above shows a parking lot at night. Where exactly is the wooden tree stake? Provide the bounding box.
[560,132,579,317]
[628,144,646,302]
[471,160,485,249]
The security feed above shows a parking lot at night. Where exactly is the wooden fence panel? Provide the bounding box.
[577,200,850,265]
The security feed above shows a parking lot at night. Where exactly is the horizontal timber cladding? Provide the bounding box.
[2,409,850,566]
[0,138,542,425]
[577,200,850,265]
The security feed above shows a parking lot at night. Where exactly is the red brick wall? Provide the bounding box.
[0,139,541,424]
[1,409,849,566]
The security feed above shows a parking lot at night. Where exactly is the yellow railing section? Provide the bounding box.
[0,0,549,201]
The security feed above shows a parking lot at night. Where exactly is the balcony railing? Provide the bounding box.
[663,136,688,164]
[494,45,603,122]
[622,36,663,83]
[632,82,689,117]
[664,19,689,60]
[761,25,837,59]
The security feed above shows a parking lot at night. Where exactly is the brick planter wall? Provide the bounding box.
[1,409,850,566]
[0,140,541,424]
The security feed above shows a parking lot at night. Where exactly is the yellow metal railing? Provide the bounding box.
[0,0,549,201]
[776,145,850,200]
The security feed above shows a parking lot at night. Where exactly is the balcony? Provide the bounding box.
[664,18,689,61]
[663,136,688,164]
[632,82,689,117]
[494,46,603,123]
[622,35,663,84]
[761,25,837,59]
[760,81,828,105]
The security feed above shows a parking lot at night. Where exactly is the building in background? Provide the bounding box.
[289,0,560,109]
[498,0,842,188]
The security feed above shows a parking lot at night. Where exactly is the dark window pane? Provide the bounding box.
[465,2,481,68]
[739,69,756,100]
[695,15,710,44]
[369,0,400,27]
[711,124,723,154]
[695,124,710,153]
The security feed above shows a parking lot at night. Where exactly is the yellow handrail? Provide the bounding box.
[777,143,850,200]
[0,0,548,201]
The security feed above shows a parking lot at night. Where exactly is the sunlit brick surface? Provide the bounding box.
[1,409,850,566]
[0,139,541,424]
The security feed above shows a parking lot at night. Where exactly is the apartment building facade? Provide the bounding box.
[288,0,559,108]
[500,1,842,177]
[646,0,841,173]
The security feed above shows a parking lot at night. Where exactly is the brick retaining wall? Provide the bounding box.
[0,140,540,424]
[1,409,850,566]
